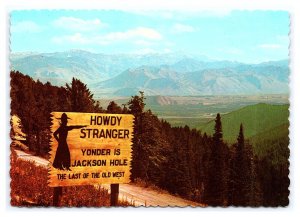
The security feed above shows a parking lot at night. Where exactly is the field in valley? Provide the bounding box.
[99,94,289,130]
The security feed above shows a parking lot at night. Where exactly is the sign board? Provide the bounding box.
[48,112,134,187]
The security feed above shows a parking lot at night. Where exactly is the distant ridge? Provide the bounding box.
[10,50,289,97]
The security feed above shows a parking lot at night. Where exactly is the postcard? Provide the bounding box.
[10,10,290,207]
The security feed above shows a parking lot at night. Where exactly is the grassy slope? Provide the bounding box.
[249,123,289,164]
[200,103,289,144]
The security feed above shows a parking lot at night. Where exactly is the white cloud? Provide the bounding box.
[52,27,162,45]
[11,21,42,33]
[53,16,107,31]
[134,40,154,46]
[160,12,175,19]
[172,23,195,33]
[52,33,90,44]
[103,27,162,41]
[258,44,283,49]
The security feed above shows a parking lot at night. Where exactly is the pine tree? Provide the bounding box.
[107,101,123,114]
[66,77,102,112]
[248,155,263,206]
[229,123,254,206]
[128,91,146,180]
[205,113,228,206]
[138,110,169,185]
[10,72,103,157]
[213,113,223,145]
[32,80,48,155]
[128,91,146,116]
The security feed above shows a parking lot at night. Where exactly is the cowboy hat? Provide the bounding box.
[56,113,71,120]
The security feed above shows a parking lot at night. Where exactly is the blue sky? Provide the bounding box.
[10,10,289,63]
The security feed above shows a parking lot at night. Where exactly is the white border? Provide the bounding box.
[1,1,300,217]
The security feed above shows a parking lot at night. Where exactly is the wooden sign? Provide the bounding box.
[48,112,134,187]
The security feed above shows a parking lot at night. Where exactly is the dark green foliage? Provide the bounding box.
[204,113,229,206]
[250,123,289,164]
[163,126,192,197]
[127,91,212,200]
[107,101,123,114]
[256,156,289,206]
[10,71,103,157]
[213,113,223,145]
[128,91,146,116]
[66,77,103,113]
[128,91,146,180]
[251,123,290,206]
[11,71,63,156]
[228,124,254,206]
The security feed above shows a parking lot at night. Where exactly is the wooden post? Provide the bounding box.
[110,184,119,206]
[53,187,62,207]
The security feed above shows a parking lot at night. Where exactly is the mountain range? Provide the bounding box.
[10,50,289,97]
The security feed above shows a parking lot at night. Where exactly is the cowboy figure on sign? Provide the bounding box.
[53,113,86,171]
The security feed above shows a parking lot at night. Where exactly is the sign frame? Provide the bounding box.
[48,112,134,187]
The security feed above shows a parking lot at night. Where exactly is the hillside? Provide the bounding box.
[200,103,289,144]
[91,66,185,96]
[92,63,289,97]
[249,123,289,165]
